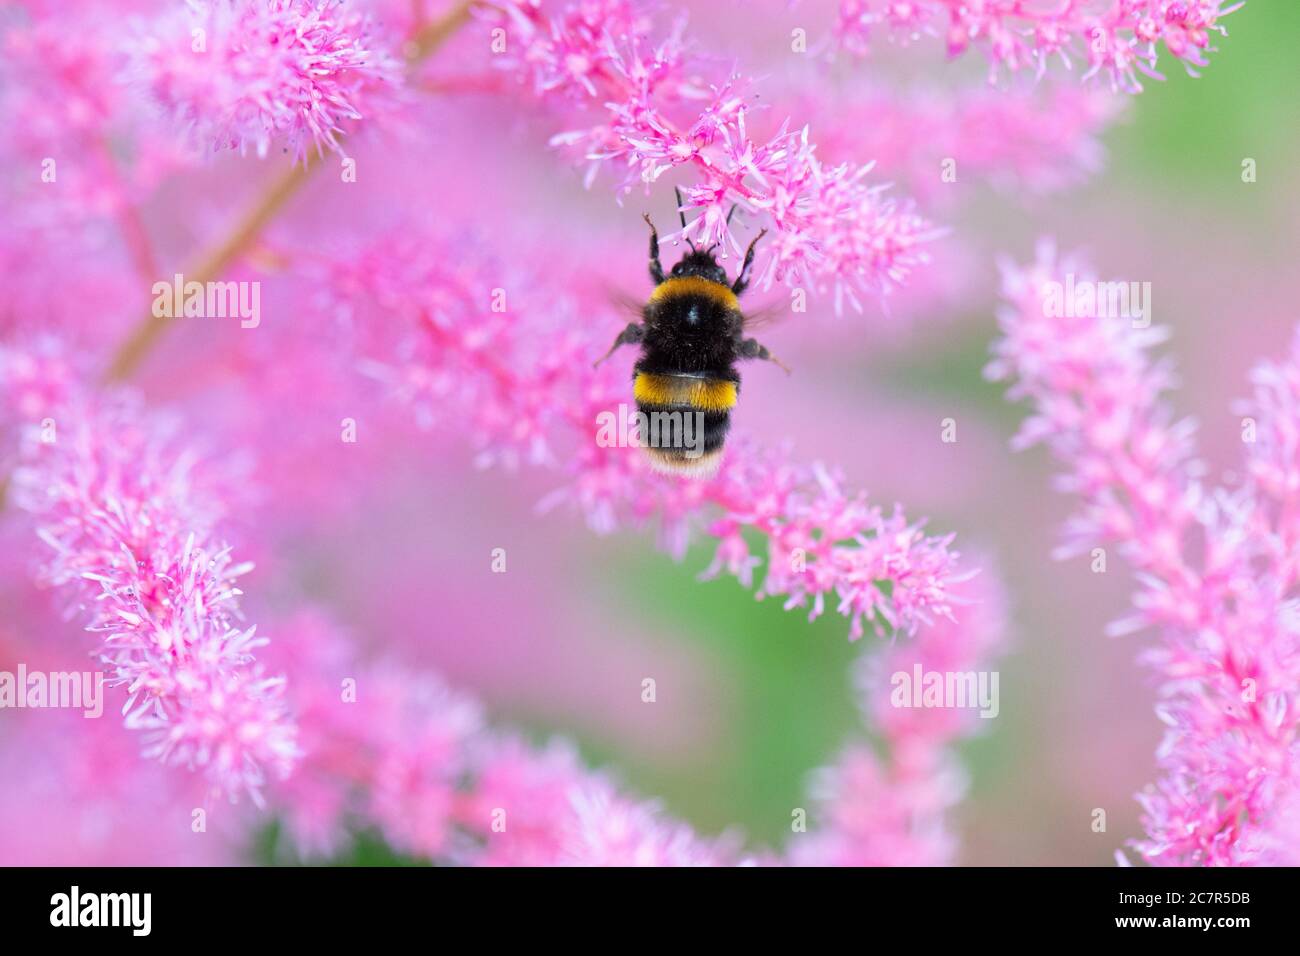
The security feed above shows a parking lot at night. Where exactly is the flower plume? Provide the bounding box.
[1,342,298,803]
[793,572,1007,865]
[989,242,1300,865]
[128,0,403,160]
[477,0,935,309]
[833,0,1243,93]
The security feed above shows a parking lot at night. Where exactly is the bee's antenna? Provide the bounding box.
[673,186,688,230]
[732,227,768,296]
[674,186,697,253]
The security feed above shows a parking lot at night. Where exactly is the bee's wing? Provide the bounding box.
[740,298,790,332]
[603,284,648,321]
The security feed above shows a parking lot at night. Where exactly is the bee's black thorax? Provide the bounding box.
[638,297,740,377]
[637,250,743,378]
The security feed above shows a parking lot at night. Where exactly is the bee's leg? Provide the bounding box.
[731,228,768,296]
[593,322,645,368]
[737,336,791,374]
[643,214,665,285]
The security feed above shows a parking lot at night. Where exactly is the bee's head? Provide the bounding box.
[669,247,728,286]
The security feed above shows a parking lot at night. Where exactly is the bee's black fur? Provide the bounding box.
[667,249,729,286]
[593,211,786,472]
[638,278,743,379]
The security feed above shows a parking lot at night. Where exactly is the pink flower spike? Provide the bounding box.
[260,615,737,866]
[127,0,403,161]
[831,0,1244,93]
[990,241,1300,866]
[1,342,298,803]
[563,781,734,866]
[793,571,1008,866]
[475,0,935,308]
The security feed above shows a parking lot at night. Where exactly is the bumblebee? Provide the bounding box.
[595,196,788,477]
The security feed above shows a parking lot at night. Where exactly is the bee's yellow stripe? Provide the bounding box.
[649,276,739,311]
[634,373,737,411]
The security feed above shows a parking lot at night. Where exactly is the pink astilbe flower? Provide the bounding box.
[456,736,595,866]
[1240,334,1300,558]
[987,242,1300,865]
[311,229,965,640]
[794,744,962,865]
[987,242,1200,569]
[561,780,734,866]
[475,0,935,309]
[266,613,484,858]
[795,82,1125,203]
[352,665,484,858]
[695,449,962,641]
[0,343,298,803]
[0,17,191,294]
[833,0,1243,93]
[793,573,1007,865]
[1,19,120,156]
[456,735,739,866]
[127,0,403,160]
[261,614,733,864]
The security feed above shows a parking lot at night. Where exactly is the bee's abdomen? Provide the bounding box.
[633,371,734,477]
[633,372,737,412]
